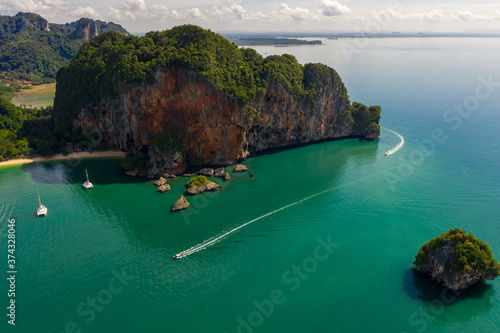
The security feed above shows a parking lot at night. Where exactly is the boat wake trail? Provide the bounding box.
[383,127,405,156]
[174,171,387,259]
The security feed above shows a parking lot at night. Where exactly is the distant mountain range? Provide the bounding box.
[0,12,129,81]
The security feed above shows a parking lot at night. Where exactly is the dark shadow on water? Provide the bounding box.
[402,267,495,322]
[20,137,380,186]
[21,157,147,185]
[403,268,494,303]
[251,136,379,158]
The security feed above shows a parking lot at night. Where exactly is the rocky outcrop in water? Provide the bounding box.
[214,167,226,178]
[414,229,500,291]
[154,177,167,186]
[157,184,171,193]
[172,195,189,211]
[185,176,222,195]
[233,164,248,173]
[197,168,214,177]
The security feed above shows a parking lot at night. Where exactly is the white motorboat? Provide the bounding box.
[173,252,185,259]
[83,168,93,189]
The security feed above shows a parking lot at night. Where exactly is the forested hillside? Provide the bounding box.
[0,12,128,81]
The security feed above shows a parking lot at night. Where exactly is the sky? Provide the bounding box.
[1,0,500,34]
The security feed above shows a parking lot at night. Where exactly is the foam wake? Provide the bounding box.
[383,127,405,156]
[173,171,387,259]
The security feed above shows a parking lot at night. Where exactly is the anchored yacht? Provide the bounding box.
[37,190,47,216]
[83,168,93,189]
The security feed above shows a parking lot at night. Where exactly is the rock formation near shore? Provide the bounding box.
[157,184,170,193]
[414,229,500,291]
[172,195,189,211]
[233,164,248,173]
[185,176,222,195]
[54,25,381,176]
[197,168,215,177]
[154,177,167,186]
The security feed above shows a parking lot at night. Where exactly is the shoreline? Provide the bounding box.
[0,150,127,167]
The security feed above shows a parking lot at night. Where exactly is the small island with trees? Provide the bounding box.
[414,229,500,290]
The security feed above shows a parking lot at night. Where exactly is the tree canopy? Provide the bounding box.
[415,229,500,275]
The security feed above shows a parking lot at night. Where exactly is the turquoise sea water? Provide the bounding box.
[1,38,500,332]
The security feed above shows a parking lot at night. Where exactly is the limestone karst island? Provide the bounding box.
[414,229,500,291]
[53,25,381,177]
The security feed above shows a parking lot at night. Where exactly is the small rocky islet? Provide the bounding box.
[172,195,190,212]
[154,177,167,186]
[185,175,222,195]
[414,229,500,291]
[157,184,170,193]
[151,166,243,211]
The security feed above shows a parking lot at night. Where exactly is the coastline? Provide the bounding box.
[0,150,126,167]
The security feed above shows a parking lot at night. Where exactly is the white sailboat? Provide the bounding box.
[37,190,47,217]
[83,168,93,189]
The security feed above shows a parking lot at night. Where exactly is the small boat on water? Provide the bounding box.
[173,252,185,259]
[385,152,389,156]
[83,168,93,189]
[37,190,47,217]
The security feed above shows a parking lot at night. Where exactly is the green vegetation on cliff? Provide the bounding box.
[54,25,358,133]
[54,24,381,143]
[415,229,500,275]
[0,12,128,81]
[350,102,381,136]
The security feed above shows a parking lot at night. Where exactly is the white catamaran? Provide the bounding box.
[83,168,93,189]
[37,190,47,217]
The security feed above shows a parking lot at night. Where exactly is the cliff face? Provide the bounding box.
[75,21,98,40]
[73,67,351,175]
[14,12,50,32]
[245,81,351,153]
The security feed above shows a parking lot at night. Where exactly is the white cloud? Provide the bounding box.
[109,1,318,25]
[3,0,500,32]
[320,1,351,17]
[185,8,206,20]
[453,11,490,21]
[122,0,147,12]
[373,8,500,23]
[375,9,445,22]
[0,0,100,21]
[273,3,311,21]
[207,4,265,23]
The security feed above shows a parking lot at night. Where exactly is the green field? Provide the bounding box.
[11,83,56,108]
